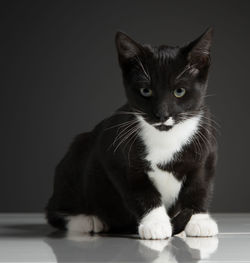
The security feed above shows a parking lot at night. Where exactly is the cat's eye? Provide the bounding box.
[140,87,152,97]
[174,87,186,98]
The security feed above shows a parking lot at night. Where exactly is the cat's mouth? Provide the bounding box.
[152,117,175,132]
[153,124,173,131]
[154,124,173,131]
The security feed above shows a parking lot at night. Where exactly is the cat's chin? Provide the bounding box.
[154,124,173,132]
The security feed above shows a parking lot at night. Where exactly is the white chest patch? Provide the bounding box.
[148,167,182,209]
[138,115,201,209]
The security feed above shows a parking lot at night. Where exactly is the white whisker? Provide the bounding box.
[113,124,140,153]
[135,55,151,81]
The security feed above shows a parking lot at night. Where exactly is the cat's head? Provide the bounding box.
[115,28,213,131]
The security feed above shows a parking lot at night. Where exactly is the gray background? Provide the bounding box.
[1,1,249,212]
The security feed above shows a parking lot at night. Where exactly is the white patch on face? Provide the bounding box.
[67,214,107,234]
[138,206,172,240]
[138,115,201,165]
[185,213,218,237]
[148,167,183,209]
[153,117,175,127]
[164,117,175,126]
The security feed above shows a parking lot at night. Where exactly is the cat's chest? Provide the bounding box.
[138,115,201,208]
[144,135,184,208]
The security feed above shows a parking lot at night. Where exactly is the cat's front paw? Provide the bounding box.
[138,206,172,240]
[185,213,218,237]
[139,220,172,240]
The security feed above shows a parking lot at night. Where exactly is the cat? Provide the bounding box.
[46,28,219,240]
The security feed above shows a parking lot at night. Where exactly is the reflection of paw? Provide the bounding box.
[139,206,172,240]
[185,236,219,259]
[66,232,99,242]
[139,239,169,252]
[174,231,186,238]
[185,214,218,237]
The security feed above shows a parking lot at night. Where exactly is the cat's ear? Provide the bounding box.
[183,27,213,69]
[115,32,142,64]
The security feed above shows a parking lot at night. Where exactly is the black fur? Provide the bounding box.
[46,28,217,236]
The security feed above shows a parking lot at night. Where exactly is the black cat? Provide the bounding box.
[46,28,218,239]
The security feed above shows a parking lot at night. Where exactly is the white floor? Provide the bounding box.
[0,214,249,262]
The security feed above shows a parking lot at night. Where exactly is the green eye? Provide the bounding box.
[174,87,186,98]
[140,87,152,97]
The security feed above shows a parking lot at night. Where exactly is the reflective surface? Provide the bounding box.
[0,214,250,262]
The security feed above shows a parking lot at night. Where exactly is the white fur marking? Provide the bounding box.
[154,117,175,127]
[185,213,218,237]
[139,206,172,240]
[148,168,182,209]
[138,115,201,209]
[67,214,106,234]
[164,117,175,126]
[138,115,201,165]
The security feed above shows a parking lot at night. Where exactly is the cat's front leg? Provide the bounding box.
[179,162,218,237]
[129,177,172,240]
[138,205,172,239]
[110,169,172,240]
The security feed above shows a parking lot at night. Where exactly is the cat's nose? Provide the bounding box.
[154,111,170,122]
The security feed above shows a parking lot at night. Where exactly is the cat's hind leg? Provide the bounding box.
[67,214,107,234]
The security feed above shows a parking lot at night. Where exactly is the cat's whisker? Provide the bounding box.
[105,119,139,131]
[182,111,220,136]
[201,121,221,136]
[135,55,151,82]
[175,64,192,81]
[113,121,139,145]
[106,120,139,151]
[115,111,144,116]
[123,125,140,149]
[129,128,141,152]
[112,119,139,141]
[194,116,220,133]
[197,128,211,147]
[126,127,141,166]
[131,107,146,115]
[192,135,203,157]
[202,93,216,99]
[195,131,210,154]
[200,115,221,128]
[179,112,221,129]
[198,123,218,142]
[179,112,219,148]
[112,120,139,145]
[113,124,140,153]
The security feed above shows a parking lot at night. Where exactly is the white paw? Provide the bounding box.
[67,214,106,234]
[139,220,172,240]
[174,230,186,238]
[92,216,106,233]
[185,213,218,237]
[138,206,172,240]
